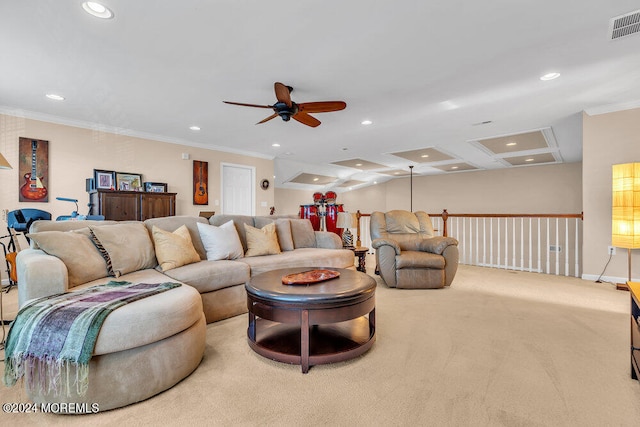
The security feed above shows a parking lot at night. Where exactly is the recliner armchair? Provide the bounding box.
[370,210,459,288]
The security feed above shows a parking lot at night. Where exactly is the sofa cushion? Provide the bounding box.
[290,219,316,249]
[161,260,250,294]
[385,210,421,233]
[238,247,355,276]
[26,229,108,287]
[152,225,201,272]
[254,217,295,251]
[90,223,156,277]
[244,223,281,257]
[76,269,203,355]
[197,221,244,260]
[395,250,445,269]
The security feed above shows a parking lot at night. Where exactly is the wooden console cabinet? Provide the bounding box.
[90,190,176,221]
[630,281,640,381]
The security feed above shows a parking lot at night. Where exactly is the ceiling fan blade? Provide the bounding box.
[292,112,321,128]
[274,82,292,107]
[223,101,273,109]
[298,101,347,113]
[256,113,279,125]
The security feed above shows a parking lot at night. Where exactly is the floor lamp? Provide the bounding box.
[0,151,12,348]
[612,163,640,290]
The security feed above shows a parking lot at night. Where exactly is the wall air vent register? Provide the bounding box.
[609,10,640,40]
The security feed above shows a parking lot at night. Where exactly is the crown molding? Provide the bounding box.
[0,106,275,160]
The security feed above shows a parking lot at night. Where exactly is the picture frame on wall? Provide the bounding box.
[193,160,208,205]
[144,182,168,193]
[116,172,143,191]
[18,137,49,202]
[94,169,116,190]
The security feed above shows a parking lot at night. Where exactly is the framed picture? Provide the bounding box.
[18,137,49,202]
[94,169,116,190]
[116,172,143,192]
[193,160,208,205]
[144,182,167,193]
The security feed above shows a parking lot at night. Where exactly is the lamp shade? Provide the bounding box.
[0,152,12,169]
[612,162,640,249]
[336,211,354,229]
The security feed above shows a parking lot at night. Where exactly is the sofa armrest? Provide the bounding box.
[372,238,401,255]
[314,231,343,249]
[17,249,69,308]
[417,236,458,255]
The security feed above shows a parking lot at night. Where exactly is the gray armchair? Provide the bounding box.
[370,210,458,289]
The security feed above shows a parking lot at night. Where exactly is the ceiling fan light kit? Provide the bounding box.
[224,82,346,128]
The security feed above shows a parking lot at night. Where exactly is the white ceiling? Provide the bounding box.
[1,1,640,192]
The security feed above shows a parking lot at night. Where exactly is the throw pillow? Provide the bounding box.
[197,221,244,261]
[152,225,201,271]
[244,223,281,257]
[26,229,109,287]
[253,218,295,251]
[290,219,316,249]
[90,223,156,277]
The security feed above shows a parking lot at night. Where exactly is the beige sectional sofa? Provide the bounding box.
[17,214,355,322]
[13,214,354,411]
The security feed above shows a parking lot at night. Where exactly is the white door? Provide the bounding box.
[221,163,255,215]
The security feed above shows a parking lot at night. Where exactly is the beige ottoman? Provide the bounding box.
[25,283,206,412]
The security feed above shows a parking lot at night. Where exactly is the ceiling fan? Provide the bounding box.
[223,82,346,128]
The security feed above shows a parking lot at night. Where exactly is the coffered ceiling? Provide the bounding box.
[1,1,640,192]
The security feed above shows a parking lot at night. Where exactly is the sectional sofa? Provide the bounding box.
[18,214,355,321]
[13,214,355,411]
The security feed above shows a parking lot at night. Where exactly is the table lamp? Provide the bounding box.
[0,152,11,170]
[337,212,356,248]
[612,162,640,288]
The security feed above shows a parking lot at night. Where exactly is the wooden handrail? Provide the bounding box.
[357,210,583,239]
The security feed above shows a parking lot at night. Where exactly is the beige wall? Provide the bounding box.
[0,114,274,228]
[337,162,582,215]
[582,108,640,282]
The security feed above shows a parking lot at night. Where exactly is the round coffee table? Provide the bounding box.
[245,267,376,373]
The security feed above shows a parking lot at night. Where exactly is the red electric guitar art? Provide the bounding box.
[20,140,48,201]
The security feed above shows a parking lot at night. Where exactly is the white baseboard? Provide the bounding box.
[475,263,543,273]
[581,273,632,284]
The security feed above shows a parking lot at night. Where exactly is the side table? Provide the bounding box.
[351,247,368,272]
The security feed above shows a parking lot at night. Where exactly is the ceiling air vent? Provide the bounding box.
[609,10,640,40]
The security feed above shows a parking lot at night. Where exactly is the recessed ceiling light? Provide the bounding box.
[421,154,429,158]
[451,166,459,170]
[82,2,114,19]
[361,120,372,125]
[45,93,65,101]
[373,181,377,184]
[540,72,560,81]
[506,142,517,146]
[313,177,319,182]
[189,126,201,131]
[355,163,363,167]
[272,143,280,147]
[525,158,535,162]
[394,172,400,175]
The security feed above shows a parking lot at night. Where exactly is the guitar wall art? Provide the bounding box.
[19,137,49,202]
[193,160,208,205]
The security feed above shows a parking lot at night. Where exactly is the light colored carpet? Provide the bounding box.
[2,263,640,426]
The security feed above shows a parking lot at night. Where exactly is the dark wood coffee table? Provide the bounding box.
[246,267,376,373]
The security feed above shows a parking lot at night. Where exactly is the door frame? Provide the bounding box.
[220,162,256,215]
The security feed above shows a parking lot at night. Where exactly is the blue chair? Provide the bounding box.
[8,209,52,234]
